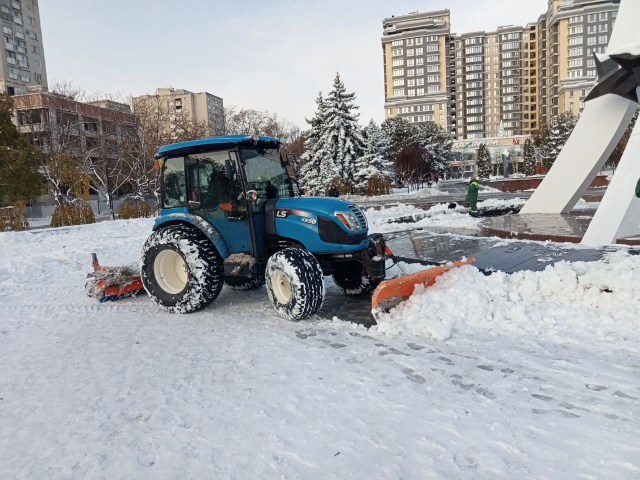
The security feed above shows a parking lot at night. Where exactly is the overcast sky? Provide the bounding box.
[40,0,547,129]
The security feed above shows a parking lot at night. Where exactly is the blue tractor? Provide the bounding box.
[140,135,387,321]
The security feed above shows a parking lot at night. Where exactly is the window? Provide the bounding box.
[393,78,404,87]
[162,158,187,208]
[393,88,405,96]
[599,24,608,33]
[27,16,36,26]
[587,36,596,45]
[392,40,403,47]
[599,12,608,21]
[407,68,415,77]
[416,68,424,76]
[569,47,583,56]
[425,35,438,42]
[32,45,40,54]
[408,89,416,97]
[428,85,439,93]
[569,26,583,34]
[426,44,438,52]
[588,24,597,34]
[392,49,403,57]
[427,75,439,83]
[416,78,424,86]
[598,35,608,44]
[417,88,425,95]
[392,58,403,67]
[28,30,37,40]
[416,58,424,65]
[415,37,423,45]
[588,14,597,23]
[415,48,423,55]
[426,55,439,63]
[392,69,404,77]
[407,49,415,56]
[569,16,583,23]
[427,64,439,72]
[569,58,583,67]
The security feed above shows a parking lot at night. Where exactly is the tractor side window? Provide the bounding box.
[186,151,247,219]
[242,148,292,212]
[163,157,187,208]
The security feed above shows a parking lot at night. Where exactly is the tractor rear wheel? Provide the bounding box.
[266,248,324,321]
[333,262,382,296]
[140,224,224,313]
[225,274,265,291]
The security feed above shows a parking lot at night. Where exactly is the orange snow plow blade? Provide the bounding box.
[372,258,475,312]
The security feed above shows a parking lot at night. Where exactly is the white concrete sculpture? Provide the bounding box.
[521,0,640,245]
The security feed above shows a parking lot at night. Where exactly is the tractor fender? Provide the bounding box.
[152,212,231,259]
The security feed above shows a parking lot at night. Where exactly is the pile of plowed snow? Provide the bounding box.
[375,251,640,345]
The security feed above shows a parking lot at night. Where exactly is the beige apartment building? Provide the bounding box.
[133,88,224,138]
[0,0,47,95]
[382,0,620,142]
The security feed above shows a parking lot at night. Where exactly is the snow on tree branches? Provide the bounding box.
[353,120,393,192]
[476,144,492,179]
[535,112,579,169]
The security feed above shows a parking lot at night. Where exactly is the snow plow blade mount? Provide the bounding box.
[86,253,145,302]
[372,258,475,312]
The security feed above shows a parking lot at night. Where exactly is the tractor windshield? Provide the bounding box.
[242,147,294,212]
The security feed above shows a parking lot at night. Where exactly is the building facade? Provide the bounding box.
[13,92,136,157]
[382,0,620,142]
[1,0,47,95]
[382,10,452,131]
[133,88,224,138]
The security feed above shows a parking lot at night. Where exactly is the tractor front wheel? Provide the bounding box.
[140,224,224,313]
[266,248,324,321]
[333,262,382,296]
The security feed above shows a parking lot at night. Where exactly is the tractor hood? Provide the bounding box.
[275,197,357,217]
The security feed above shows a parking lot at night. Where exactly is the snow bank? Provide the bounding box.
[375,251,640,344]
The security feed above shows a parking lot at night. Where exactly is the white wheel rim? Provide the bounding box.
[271,269,292,304]
[154,250,188,294]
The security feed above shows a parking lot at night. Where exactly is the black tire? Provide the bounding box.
[265,248,324,321]
[140,224,224,313]
[225,274,265,291]
[332,262,383,296]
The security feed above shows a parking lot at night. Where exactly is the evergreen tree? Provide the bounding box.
[0,94,45,206]
[414,121,454,175]
[523,137,536,176]
[313,73,366,192]
[539,112,578,168]
[476,144,492,179]
[300,92,337,196]
[381,116,417,158]
[353,119,393,192]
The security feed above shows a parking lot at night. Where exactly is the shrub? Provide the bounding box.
[0,206,29,232]
[50,202,95,228]
[119,198,153,219]
[366,177,391,196]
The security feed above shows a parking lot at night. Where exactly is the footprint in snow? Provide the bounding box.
[402,368,426,384]
[531,394,554,402]
[477,365,494,371]
[407,343,426,351]
[613,391,638,400]
[501,368,515,374]
[532,408,580,418]
[330,343,346,349]
[585,384,608,391]
[452,379,475,391]
[439,357,454,365]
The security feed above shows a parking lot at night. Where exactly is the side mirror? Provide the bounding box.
[225,159,237,181]
[188,201,201,210]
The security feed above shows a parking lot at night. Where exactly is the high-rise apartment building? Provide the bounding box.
[0,0,47,95]
[382,10,452,131]
[133,88,224,138]
[382,0,620,142]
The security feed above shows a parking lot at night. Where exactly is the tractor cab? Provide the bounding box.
[142,134,386,320]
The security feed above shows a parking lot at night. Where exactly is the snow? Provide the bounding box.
[376,251,640,345]
[2,219,640,478]
[343,186,446,203]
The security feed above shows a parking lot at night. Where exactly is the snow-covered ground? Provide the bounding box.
[1,220,639,478]
[342,186,447,203]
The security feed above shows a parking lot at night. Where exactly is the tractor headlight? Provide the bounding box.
[334,211,362,232]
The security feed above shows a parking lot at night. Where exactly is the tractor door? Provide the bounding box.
[185,151,254,254]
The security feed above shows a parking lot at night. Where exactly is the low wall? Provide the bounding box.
[485,175,609,193]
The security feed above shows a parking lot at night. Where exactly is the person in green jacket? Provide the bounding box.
[636,178,640,199]
[466,176,479,217]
